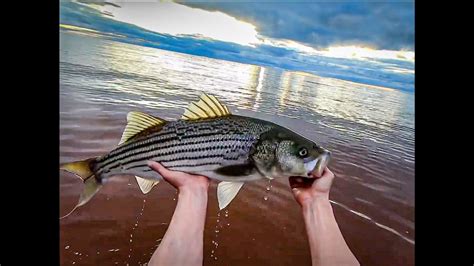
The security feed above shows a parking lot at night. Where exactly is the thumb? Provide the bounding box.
[292,187,301,197]
[147,161,172,179]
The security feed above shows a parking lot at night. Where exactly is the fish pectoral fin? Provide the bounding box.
[181,93,231,120]
[119,111,166,145]
[135,176,160,194]
[217,181,244,210]
[214,163,256,176]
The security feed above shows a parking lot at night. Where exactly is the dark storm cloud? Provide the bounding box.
[178,1,414,50]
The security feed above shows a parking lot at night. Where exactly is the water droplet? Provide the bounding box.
[143,199,146,203]
[173,198,176,201]
[128,183,131,186]
[72,262,75,265]
[211,254,214,257]
[216,219,219,222]
[227,223,230,226]
[65,245,70,250]
[266,187,270,191]
[130,234,133,238]
[214,257,218,260]
[97,251,100,255]
[215,230,219,233]
[74,252,79,255]
[406,231,409,234]
[130,239,133,243]
[114,262,118,265]
[211,250,214,253]
[264,196,268,201]
[225,213,228,217]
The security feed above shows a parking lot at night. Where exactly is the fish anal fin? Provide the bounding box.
[135,176,160,194]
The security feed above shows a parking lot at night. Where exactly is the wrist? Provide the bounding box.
[179,185,208,199]
[301,195,330,213]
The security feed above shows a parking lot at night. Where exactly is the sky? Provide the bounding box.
[59,0,414,92]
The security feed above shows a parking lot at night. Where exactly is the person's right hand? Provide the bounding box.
[289,167,335,207]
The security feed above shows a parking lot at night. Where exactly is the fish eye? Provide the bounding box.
[298,147,308,157]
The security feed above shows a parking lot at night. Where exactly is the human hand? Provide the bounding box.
[147,161,210,194]
[289,167,335,207]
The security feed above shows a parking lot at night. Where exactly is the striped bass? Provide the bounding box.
[60,93,331,218]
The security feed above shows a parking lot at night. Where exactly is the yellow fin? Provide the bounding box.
[181,93,231,120]
[119,111,165,145]
[135,176,160,194]
[60,157,96,181]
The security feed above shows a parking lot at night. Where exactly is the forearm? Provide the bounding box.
[302,197,359,266]
[149,187,208,266]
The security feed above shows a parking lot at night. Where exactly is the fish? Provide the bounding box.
[60,93,331,218]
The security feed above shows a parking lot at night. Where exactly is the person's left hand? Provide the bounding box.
[147,161,210,193]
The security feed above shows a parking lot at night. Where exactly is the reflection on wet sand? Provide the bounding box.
[60,31,414,266]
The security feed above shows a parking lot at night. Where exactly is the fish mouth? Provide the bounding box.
[309,151,331,178]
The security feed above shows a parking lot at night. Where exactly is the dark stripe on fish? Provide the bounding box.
[127,161,223,171]
[107,119,240,158]
[108,141,250,170]
[100,131,222,164]
[100,132,251,168]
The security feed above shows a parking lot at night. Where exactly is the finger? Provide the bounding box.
[292,187,301,197]
[147,161,175,179]
[289,176,314,189]
[321,167,335,180]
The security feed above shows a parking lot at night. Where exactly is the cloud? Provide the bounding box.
[60,1,414,91]
[178,1,414,51]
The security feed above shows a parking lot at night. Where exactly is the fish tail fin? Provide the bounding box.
[60,157,96,181]
[60,158,102,219]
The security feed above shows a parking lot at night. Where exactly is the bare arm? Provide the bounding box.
[290,168,359,266]
[147,161,209,266]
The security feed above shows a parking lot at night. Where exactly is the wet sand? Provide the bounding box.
[60,31,414,265]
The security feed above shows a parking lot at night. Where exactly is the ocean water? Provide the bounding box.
[60,30,414,265]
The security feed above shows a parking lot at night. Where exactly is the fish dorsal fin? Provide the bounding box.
[181,93,231,120]
[119,111,165,145]
[217,181,244,210]
[135,176,160,194]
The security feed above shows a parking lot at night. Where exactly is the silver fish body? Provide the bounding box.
[59,93,331,217]
[94,115,274,182]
